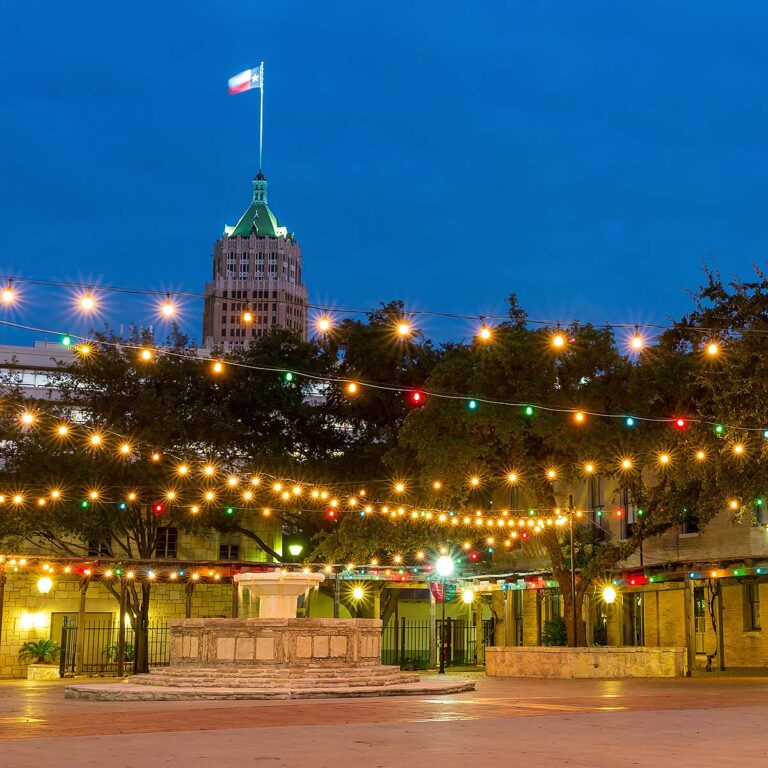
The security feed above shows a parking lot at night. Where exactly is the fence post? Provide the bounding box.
[474,607,483,666]
[683,575,695,677]
[393,596,399,663]
[447,616,453,667]
[117,578,127,677]
[399,616,406,666]
[74,575,90,676]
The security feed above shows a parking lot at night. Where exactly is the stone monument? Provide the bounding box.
[65,569,475,701]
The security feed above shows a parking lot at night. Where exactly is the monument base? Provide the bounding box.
[65,617,476,700]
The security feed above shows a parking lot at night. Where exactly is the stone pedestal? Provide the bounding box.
[170,618,382,667]
[234,571,324,619]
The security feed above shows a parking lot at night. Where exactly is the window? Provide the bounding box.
[681,511,700,535]
[87,539,111,556]
[694,586,706,653]
[623,593,644,645]
[588,475,606,540]
[156,526,177,558]
[744,580,761,631]
[219,535,240,560]
[621,488,639,539]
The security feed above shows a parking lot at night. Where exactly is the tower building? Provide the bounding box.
[202,172,307,349]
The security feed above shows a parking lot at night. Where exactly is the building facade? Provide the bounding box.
[202,172,308,350]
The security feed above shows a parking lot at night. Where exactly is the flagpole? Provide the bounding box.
[259,61,264,171]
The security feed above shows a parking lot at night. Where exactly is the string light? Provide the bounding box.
[20,412,35,426]
[242,309,254,324]
[396,321,412,337]
[1,282,15,304]
[346,382,359,395]
[551,332,566,350]
[316,315,333,333]
[574,410,586,424]
[160,295,176,318]
[212,361,224,374]
[78,291,96,312]
[706,342,720,357]
[139,348,153,362]
[478,323,493,342]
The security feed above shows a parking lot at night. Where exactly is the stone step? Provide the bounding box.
[130,673,421,689]
[146,665,402,679]
[65,678,476,701]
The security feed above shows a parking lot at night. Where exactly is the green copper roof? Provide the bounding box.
[225,173,292,239]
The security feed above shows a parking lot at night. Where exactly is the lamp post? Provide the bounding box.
[568,494,578,646]
[435,556,454,674]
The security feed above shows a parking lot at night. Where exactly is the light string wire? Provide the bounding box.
[2,317,765,433]
[1,273,764,336]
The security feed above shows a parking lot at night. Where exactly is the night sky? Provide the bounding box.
[2,1,768,344]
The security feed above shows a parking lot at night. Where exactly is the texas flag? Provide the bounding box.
[228,66,262,95]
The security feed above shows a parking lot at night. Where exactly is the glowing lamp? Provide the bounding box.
[36,576,53,595]
[706,342,720,356]
[478,324,493,341]
[160,298,176,317]
[284,371,294,382]
[602,586,617,604]
[79,293,96,312]
[212,361,224,374]
[552,332,566,349]
[242,310,253,323]
[346,382,359,395]
[674,418,687,429]
[523,405,535,417]
[316,315,332,333]
[352,586,364,601]
[435,556,454,578]
[467,399,478,410]
[288,544,303,557]
[584,463,594,474]
[409,390,424,405]
[396,321,412,337]
[462,587,475,604]
[625,416,635,427]
[139,348,153,361]
[2,284,15,303]
[20,412,34,426]
[574,411,585,424]
[630,334,644,351]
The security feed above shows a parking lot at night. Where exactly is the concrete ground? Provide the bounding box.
[1,672,767,767]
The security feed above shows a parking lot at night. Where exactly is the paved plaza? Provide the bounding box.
[1,673,767,767]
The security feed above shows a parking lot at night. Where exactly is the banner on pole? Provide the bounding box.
[429,582,456,604]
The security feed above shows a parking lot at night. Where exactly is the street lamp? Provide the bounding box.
[602,585,617,604]
[435,556,454,674]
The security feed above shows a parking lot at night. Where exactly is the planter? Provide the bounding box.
[26,663,60,681]
[486,646,687,678]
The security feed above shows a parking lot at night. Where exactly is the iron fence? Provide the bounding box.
[381,618,494,668]
[59,619,170,677]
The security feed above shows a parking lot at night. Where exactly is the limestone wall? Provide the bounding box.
[0,573,232,678]
[486,646,686,678]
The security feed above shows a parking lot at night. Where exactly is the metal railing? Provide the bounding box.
[382,618,494,668]
[59,618,170,677]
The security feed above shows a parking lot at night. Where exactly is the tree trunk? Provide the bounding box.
[132,582,151,674]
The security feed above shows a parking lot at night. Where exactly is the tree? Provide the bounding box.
[317,292,757,645]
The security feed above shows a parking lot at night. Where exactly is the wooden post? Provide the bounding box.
[231,579,239,618]
[683,575,695,677]
[117,578,127,677]
[74,576,90,676]
[428,590,436,668]
[185,580,195,619]
[0,563,6,659]
[717,582,726,671]
[373,586,382,621]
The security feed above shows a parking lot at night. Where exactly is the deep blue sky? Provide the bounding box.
[2,1,768,344]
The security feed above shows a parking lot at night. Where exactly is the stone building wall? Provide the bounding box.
[0,573,233,678]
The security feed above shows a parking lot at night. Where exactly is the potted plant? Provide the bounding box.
[19,639,61,680]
